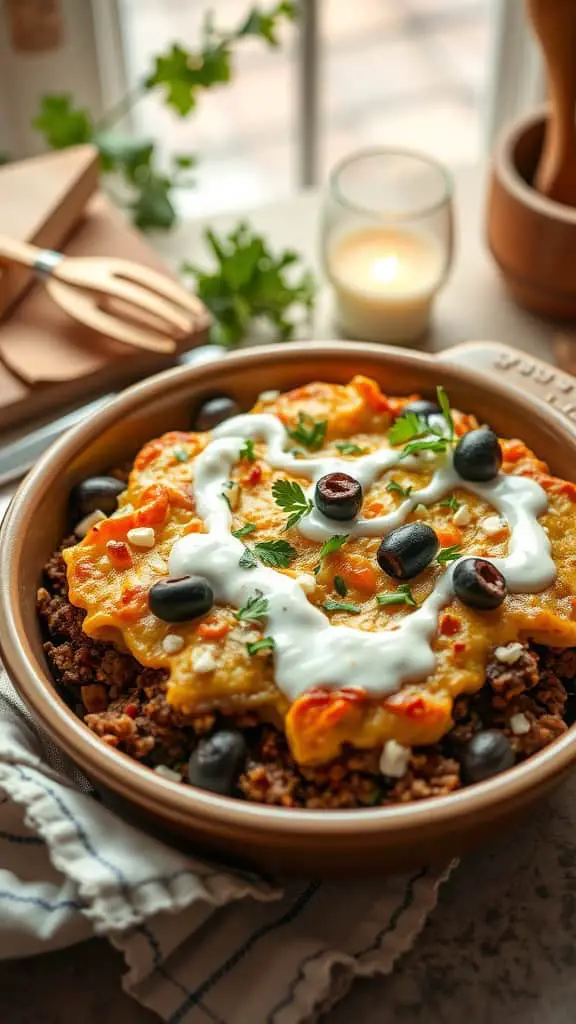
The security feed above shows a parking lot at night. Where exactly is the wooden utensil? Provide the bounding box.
[0,235,205,354]
[527,0,576,205]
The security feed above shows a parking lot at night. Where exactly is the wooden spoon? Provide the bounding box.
[526,0,576,206]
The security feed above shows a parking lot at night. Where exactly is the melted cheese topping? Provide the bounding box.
[64,376,576,765]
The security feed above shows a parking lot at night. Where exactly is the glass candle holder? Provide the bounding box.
[321,148,453,344]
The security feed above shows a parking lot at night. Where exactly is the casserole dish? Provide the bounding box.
[2,339,576,875]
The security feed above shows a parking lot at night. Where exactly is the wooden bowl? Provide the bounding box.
[487,107,576,318]
[2,340,576,876]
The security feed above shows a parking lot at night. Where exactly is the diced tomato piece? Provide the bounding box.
[383,690,449,726]
[245,463,263,486]
[106,540,133,570]
[124,703,138,719]
[436,525,463,547]
[440,613,461,636]
[197,617,230,640]
[453,641,467,653]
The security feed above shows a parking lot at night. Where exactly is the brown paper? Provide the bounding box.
[0,194,209,429]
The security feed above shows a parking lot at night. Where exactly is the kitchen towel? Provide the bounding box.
[0,668,452,1023]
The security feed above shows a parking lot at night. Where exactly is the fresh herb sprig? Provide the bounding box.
[438,495,460,512]
[386,480,413,498]
[235,592,269,623]
[239,539,297,570]
[335,441,367,455]
[436,545,463,565]
[287,412,327,451]
[247,636,275,656]
[232,522,257,539]
[377,584,417,608]
[391,386,456,459]
[323,598,361,614]
[272,479,313,531]
[313,534,349,575]
[239,439,255,462]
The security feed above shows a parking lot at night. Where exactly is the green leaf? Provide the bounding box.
[438,494,460,511]
[33,94,93,149]
[232,522,257,539]
[436,385,454,439]
[388,412,427,446]
[239,547,258,569]
[239,2,297,44]
[239,439,256,462]
[182,222,316,348]
[234,591,269,622]
[129,168,176,231]
[436,544,463,565]
[271,479,313,531]
[386,480,413,498]
[377,584,417,608]
[323,598,361,614]
[247,636,275,655]
[400,438,449,459]
[254,539,296,568]
[173,447,189,463]
[335,441,366,455]
[318,534,349,560]
[334,575,347,597]
[145,43,231,116]
[173,153,196,170]
[286,412,327,451]
[94,131,154,172]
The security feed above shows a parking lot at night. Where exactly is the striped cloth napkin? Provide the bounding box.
[0,669,453,1023]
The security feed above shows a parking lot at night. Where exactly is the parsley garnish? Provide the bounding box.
[388,411,428,446]
[247,636,275,656]
[173,447,189,463]
[272,479,313,531]
[386,480,413,498]
[254,539,296,568]
[436,385,454,439]
[400,438,449,459]
[323,598,361,614]
[239,547,257,569]
[335,441,366,455]
[318,534,349,560]
[377,584,417,608]
[232,522,257,539]
[438,495,460,512]
[239,439,255,462]
[287,412,327,451]
[235,592,269,623]
[334,575,348,597]
[437,545,463,565]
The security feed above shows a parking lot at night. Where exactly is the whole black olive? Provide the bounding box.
[149,576,214,622]
[194,395,240,431]
[188,730,248,795]
[459,729,514,784]
[402,399,441,419]
[71,476,125,518]
[452,557,506,610]
[315,472,363,521]
[377,522,439,580]
[453,428,502,482]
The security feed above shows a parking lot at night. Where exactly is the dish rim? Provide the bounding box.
[2,338,576,838]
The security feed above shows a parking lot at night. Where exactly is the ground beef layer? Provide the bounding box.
[37,541,576,809]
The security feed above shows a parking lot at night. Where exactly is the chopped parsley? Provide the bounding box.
[239,438,255,462]
[221,479,236,509]
[377,584,417,608]
[386,479,413,498]
[400,438,449,459]
[272,479,313,531]
[254,539,296,568]
[234,592,269,623]
[334,574,348,597]
[438,494,460,512]
[173,447,189,463]
[335,441,366,455]
[436,385,454,439]
[247,636,275,656]
[239,546,257,569]
[318,534,349,560]
[323,598,361,614]
[388,411,428,446]
[390,386,456,459]
[436,544,463,565]
[232,522,257,539]
[287,411,327,451]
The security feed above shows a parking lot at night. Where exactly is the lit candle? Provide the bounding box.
[327,226,446,343]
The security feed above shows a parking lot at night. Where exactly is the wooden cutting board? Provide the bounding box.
[0,192,210,430]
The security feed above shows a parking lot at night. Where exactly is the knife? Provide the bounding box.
[0,345,225,488]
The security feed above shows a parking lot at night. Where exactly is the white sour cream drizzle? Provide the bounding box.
[169,413,556,703]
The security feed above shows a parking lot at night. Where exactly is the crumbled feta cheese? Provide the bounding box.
[244,630,260,645]
[74,509,106,537]
[453,505,470,527]
[379,740,411,779]
[481,516,507,536]
[127,526,155,549]
[162,634,184,655]
[191,647,218,673]
[297,574,316,594]
[154,765,182,782]
[258,389,280,402]
[414,503,428,515]
[510,712,531,736]
[494,642,524,664]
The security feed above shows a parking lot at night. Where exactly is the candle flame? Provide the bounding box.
[371,254,399,284]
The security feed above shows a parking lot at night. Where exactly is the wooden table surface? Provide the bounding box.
[3,165,576,1024]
